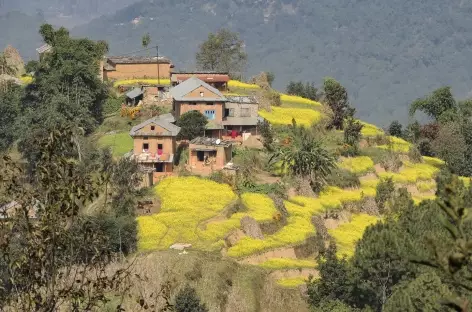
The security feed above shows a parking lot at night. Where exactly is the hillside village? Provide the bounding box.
[2,25,472,312]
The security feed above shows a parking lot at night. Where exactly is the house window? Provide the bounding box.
[143,143,149,152]
[155,163,164,172]
[200,92,204,97]
[205,110,216,120]
[158,144,163,155]
[197,151,205,162]
[240,108,250,117]
[151,126,155,131]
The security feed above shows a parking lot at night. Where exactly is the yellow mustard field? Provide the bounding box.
[228,80,260,90]
[378,136,412,153]
[339,156,375,174]
[137,177,236,251]
[379,161,439,184]
[416,180,436,192]
[280,93,323,107]
[329,214,379,258]
[258,107,322,127]
[360,121,384,137]
[276,277,307,288]
[422,156,445,167]
[113,78,171,87]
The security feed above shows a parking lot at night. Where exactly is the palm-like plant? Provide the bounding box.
[270,122,336,188]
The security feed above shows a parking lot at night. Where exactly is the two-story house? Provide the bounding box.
[171,71,230,91]
[170,76,229,138]
[223,95,260,140]
[129,113,181,183]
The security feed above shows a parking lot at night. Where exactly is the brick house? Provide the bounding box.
[129,113,180,183]
[102,56,174,81]
[222,95,260,141]
[188,137,233,174]
[171,71,229,91]
[170,77,228,138]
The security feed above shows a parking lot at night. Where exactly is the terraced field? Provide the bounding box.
[122,83,449,288]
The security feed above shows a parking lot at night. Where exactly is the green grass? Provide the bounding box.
[97,132,133,157]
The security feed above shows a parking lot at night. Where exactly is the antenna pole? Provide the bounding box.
[156,45,160,86]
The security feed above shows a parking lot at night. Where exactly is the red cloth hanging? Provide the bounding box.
[231,130,237,139]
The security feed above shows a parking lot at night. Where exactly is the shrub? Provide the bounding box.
[375,178,395,213]
[326,167,361,189]
[407,145,423,163]
[174,285,208,312]
[418,139,434,157]
[103,95,124,115]
[388,120,403,137]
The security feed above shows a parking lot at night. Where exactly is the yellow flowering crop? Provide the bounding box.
[280,93,323,107]
[329,214,379,258]
[422,156,445,167]
[20,75,33,84]
[228,80,260,90]
[378,136,412,153]
[460,176,471,187]
[198,193,279,242]
[379,161,439,184]
[360,121,384,137]
[113,78,171,87]
[276,277,307,288]
[412,194,436,205]
[339,156,375,174]
[137,177,236,251]
[259,258,317,270]
[416,180,436,192]
[258,107,322,127]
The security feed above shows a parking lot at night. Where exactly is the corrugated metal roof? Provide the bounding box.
[126,88,143,99]
[130,115,181,137]
[170,77,227,102]
[226,95,259,104]
[190,137,232,147]
[107,56,172,64]
[36,44,52,54]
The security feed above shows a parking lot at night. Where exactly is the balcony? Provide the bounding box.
[131,152,174,163]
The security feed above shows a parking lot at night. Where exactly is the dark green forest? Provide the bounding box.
[3,0,472,123]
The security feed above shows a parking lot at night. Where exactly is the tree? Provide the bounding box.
[0,53,16,76]
[196,29,247,75]
[286,81,319,101]
[384,273,453,312]
[174,285,208,312]
[266,71,275,87]
[323,77,354,130]
[432,122,466,174]
[0,126,133,311]
[24,60,39,73]
[375,177,395,213]
[270,123,336,192]
[0,83,21,152]
[258,119,274,151]
[343,117,364,156]
[176,111,208,140]
[142,33,151,48]
[409,87,456,122]
[388,121,403,138]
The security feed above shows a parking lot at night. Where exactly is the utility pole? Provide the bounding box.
[156,45,160,86]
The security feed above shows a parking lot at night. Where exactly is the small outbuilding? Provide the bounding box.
[188,137,233,174]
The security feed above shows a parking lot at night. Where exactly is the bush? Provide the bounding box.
[375,178,395,213]
[388,120,403,137]
[418,139,434,157]
[326,168,361,189]
[103,95,124,115]
[174,285,208,312]
[407,145,423,163]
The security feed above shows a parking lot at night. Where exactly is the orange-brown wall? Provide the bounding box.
[133,136,175,155]
[105,63,171,80]
[176,102,224,122]
[188,146,231,170]
[184,86,220,98]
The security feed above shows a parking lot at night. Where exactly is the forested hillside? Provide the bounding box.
[3,0,472,123]
[70,0,472,124]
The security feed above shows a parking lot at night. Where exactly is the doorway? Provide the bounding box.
[197,151,205,162]
[155,163,164,172]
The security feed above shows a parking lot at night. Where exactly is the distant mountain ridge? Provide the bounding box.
[3,0,472,124]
